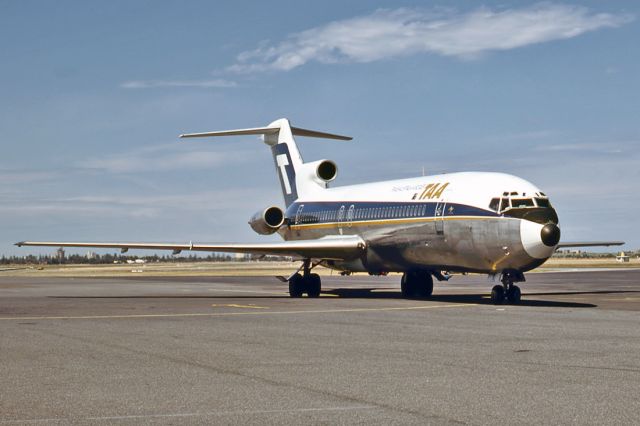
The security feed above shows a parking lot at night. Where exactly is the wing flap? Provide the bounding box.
[15,236,366,260]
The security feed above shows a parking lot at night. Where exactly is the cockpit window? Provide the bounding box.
[535,198,551,208]
[493,193,557,224]
[511,198,535,208]
[500,198,510,211]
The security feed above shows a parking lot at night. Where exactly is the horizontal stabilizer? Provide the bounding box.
[180,125,351,141]
[290,127,352,141]
[15,236,366,260]
[556,241,624,249]
[180,126,279,139]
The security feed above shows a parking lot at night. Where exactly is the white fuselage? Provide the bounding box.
[279,172,559,274]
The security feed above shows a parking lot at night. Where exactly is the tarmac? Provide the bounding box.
[1,269,639,424]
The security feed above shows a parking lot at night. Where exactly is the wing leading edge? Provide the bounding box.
[556,241,624,249]
[14,236,366,260]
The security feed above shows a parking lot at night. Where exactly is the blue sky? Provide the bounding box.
[1,1,638,255]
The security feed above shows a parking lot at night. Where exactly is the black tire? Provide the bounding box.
[401,271,433,298]
[415,271,434,298]
[306,273,321,298]
[288,273,304,298]
[507,285,521,304]
[400,273,414,298]
[491,285,505,305]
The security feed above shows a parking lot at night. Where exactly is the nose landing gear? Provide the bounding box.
[491,270,524,304]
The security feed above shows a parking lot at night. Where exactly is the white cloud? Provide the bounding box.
[0,169,60,185]
[79,143,255,173]
[83,151,228,173]
[120,79,237,89]
[0,188,272,218]
[228,4,633,73]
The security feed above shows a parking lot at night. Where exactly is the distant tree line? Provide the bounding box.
[0,253,293,265]
[552,250,633,259]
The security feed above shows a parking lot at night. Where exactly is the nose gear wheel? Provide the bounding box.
[491,270,524,304]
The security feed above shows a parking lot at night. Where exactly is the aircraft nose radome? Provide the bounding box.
[541,223,561,247]
[520,220,558,259]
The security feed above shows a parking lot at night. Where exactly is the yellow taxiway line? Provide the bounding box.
[0,303,477,321]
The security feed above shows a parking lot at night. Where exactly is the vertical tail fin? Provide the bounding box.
[266,119,302,207]
[180,118,351,207]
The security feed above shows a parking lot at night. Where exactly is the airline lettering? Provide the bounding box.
[418,182,449,200]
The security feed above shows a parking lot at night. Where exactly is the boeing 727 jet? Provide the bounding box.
[16,118,623,304]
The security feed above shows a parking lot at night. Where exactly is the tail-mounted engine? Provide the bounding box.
[298,159,338,189]
[249,206,285,235]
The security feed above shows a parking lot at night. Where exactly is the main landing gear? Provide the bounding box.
[491,270,524,305]
[288,259,321,298]
[401,270,433,299]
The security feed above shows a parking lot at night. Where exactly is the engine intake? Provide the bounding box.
[316,160,337,182]
[249,206,285,235]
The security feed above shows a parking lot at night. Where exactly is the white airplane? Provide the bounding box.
[16,118,623,304]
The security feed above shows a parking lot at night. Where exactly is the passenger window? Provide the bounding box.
[489,198,500,211]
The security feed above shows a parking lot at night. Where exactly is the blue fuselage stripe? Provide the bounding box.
[285,201,498,225]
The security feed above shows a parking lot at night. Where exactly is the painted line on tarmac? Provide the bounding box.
[205,288,287,296]
[0,405,378,424]
[0,303,476,321]
[211,303,269,309]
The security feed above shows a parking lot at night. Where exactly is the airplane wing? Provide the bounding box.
[556,241,624,249]
[14,236,366,260]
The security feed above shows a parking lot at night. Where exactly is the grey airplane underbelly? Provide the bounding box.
[283,217,544,274]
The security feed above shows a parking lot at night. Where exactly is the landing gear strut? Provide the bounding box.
[401,271,433,299]
[288,259,321,298]
[491,270,523,305]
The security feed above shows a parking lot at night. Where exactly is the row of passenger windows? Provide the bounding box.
[295,204,428,224]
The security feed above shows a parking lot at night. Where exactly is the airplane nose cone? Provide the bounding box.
[541,223,561,247]
[520,220,559,259]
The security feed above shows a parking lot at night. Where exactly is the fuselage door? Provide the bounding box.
[295,204,304,225]
[346,204,355,228]
[434,201,445,235]
[337,205,346,235]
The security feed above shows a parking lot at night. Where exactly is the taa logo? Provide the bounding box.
[417,182,449,200]
[276,154,292,194]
